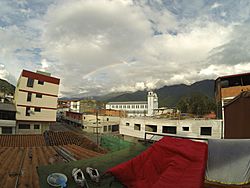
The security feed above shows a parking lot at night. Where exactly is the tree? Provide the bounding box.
[177,93,216,115]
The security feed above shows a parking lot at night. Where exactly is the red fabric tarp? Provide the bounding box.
[107,136,208,188]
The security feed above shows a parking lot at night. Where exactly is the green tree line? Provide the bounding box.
[177,93,216,115]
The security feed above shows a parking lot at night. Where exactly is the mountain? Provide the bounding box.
[0,79,15,95]
[107,80,215,107]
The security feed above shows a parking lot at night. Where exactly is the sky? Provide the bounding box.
[1,0,250,97]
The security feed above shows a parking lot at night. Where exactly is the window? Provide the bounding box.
[108,125,111,131]
[132,105,135,109]
[38,80,44,85]
[84,117,86,120]
[107,118,109,121]
[36,93,42,98]
[126,122,130,126]
[34,107,41,112]
[34,124,40,129]
[145,125,157,132]
[19,124,30,129]
[103,126,107,132]
[127,105,130,108]
[112,125,119,132]
[0,111,15,120]
[26,107,30,116]
[2,127,12,134]
[182,127,189,131]
[27,78,34,87]
[27,92,32,102]
[200,127,212,136]
[162,126,176,134]
[134,124,141,131]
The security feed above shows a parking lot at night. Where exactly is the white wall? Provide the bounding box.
[120,117,222,140]
[106,103,148,117]
[70,101,80,113]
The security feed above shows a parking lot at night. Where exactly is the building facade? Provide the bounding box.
[215,73,250,118]
[0,103,16,134]
[64,112,120,134]
[15,70,60,134]
[215,72,250,138]
[106,91,158,117]
[120,117,222,141]
[224,91,250,139]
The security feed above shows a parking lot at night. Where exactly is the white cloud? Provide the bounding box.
[211,2,222,9]
[1,0,250,97]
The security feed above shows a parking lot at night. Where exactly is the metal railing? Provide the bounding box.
[144,132,209,143]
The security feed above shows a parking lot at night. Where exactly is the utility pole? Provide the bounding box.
[96,109,99,146]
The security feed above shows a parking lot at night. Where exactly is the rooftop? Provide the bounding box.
[216,72,250,81]
[0,131,105,188]
[21,69,60,85]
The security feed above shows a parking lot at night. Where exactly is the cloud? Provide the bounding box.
[211,2,222,9]
[1,0,250,97]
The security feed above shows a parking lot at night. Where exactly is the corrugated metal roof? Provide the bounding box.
[0,103,16,112]
[224,91,250,107]
[216,72,250,81]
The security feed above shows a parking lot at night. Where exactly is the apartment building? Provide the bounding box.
[0,103,16,134]
[106,91,158,117]
[15,70,60,134]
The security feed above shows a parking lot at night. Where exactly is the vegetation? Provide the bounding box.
[177,93,216,115]
[0,78,15,95]
[107,80,215,108]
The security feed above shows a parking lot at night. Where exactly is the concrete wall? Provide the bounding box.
[16,106,56,122]
[82,115,120,134]
[16,121,49,134]
[17,76,59,96]
[0,120,16,134]
[120,117,222,140]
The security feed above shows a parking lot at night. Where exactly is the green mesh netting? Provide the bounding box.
[100,135,132,152]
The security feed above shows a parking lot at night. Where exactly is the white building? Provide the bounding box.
[69,100,80,113]
[106,91,158,117]
[120,117,222,141]
[14,70,60,134]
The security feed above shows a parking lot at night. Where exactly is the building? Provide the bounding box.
[57,99,70,120]
[224,91,250,138]
[64,111,120,134]
[82,114,120,134]
[215,72,250,118]
[106,91,158,117]
[120,117,222,141]
[0,103,16,134]
[69,100,80,112]
[14,70,60,134]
